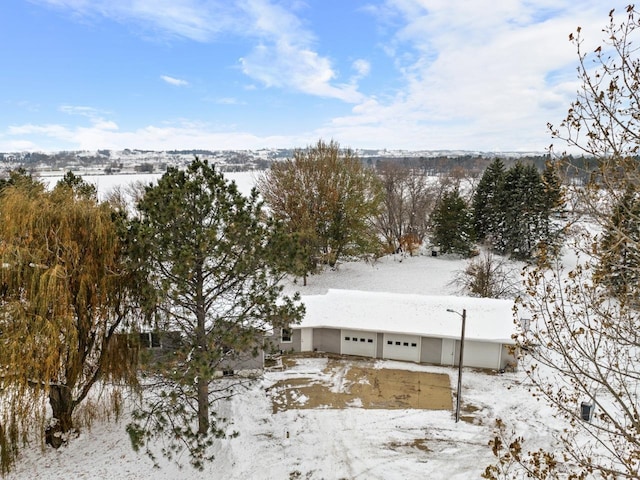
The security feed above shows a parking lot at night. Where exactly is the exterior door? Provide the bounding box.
[382,334,421,362]
[441,338,456,366]
[462,340,501,369]
[300,327,313,352]
[341,330,376,358]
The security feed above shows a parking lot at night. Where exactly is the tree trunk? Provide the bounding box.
[46,385,74,448]
[197,377,209,435]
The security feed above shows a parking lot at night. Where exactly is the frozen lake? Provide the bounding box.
[39,170,262,200]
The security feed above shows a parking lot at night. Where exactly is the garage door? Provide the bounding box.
[341,330,376,358]
[463,340,501,369]
[382,334,421,363]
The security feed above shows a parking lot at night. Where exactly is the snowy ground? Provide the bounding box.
[3,172,564,479]
[4,253,562,480]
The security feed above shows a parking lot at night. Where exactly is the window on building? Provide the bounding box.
[367,339,373,343]
[360,338,365,342]
[411,343,417,347]
[387,340,393,345]
[281,328,292,343]
[403,342,409,346]
[395,341,401,345]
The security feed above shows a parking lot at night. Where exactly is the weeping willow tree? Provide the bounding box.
[0,176,139,474]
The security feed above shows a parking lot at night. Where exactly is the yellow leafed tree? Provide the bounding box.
[0,175,138,474]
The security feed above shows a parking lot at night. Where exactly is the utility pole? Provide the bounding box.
[448,308,466,423]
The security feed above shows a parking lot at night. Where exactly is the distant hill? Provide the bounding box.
[0,148,552,176]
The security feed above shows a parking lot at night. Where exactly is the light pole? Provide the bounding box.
[447,308,466,423]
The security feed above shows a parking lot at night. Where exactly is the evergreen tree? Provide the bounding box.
[472,158,506,246]
[541,160,564,217]
[595,186,640,301]
[473,160,555,261]
[127,158,304,469]
[56,170,98,199]
[538,159,566,261]
[500,163,547,260]
[0,168,43,193]
[430,188,474,256]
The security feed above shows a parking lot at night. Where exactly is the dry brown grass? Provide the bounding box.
[267,356,452,413]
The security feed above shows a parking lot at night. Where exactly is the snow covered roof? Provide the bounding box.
[298,289,518,344]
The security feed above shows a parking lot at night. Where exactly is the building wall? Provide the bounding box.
[463,340,502,369]
[312,328,341,353]
[376,333,384,359]
[500,344,518,369]
[219,348,264,374]
[265,328,300,353]
[420,336,442,364]
[284,327,517,371]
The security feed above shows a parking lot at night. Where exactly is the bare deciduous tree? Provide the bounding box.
[486,6,640,478]
[452,250,520,298]
[258,139,383,274]
[374,161,436,254]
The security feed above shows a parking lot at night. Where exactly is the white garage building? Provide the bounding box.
[273,289,519,370]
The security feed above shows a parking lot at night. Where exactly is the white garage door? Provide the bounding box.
[382,334,421,363]
[341,330,376,358]
[463,340,501,369]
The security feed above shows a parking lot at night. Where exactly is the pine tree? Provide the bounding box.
[596,186,640,301]
[541,160,564,217]
[56,170,98,199]
[473,158,506,246]
[430,188,474,256]
[0,168,43,193]
[127,158,304,469]
[474,160,554,261]
[500,163,547,260]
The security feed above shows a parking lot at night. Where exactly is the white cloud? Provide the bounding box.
[160,75,189,87]
[212,97,244,105]
[240,43,364,103]
[32,0,364,103]
[1,118,310,152]
[59,105,106,117]
[312,0,630,151]
[352,59,371,78]
[19,0,633,152]
[31,0,239,41]
[238,0,365,102]
[8,123,72,137]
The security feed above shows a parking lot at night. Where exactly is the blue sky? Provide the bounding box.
[0,0,631,152]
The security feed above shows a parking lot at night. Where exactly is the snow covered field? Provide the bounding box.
[3,171,563,479]
[39,171,261,202]
[4,253,562,480]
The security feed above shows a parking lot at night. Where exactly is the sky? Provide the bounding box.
[0,0,633,153]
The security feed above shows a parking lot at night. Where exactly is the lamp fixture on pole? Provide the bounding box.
[447,308,466,423]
